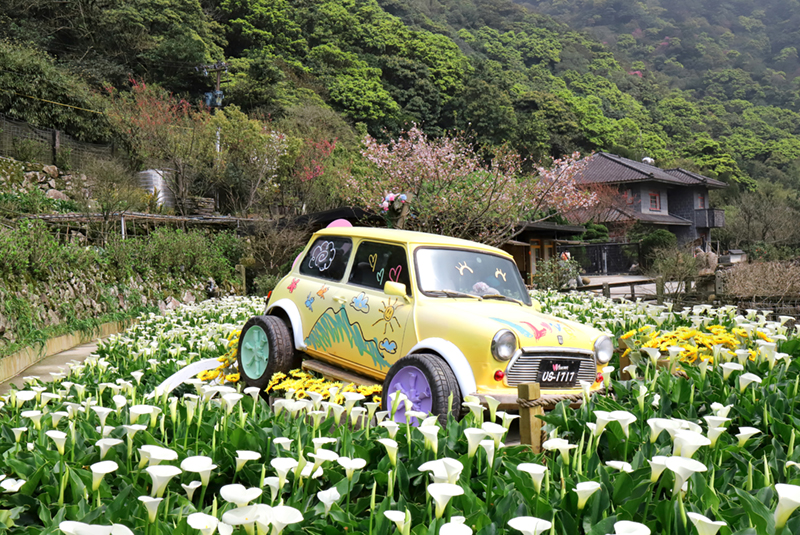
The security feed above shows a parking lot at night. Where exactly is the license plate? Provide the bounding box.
[538,359,581,387]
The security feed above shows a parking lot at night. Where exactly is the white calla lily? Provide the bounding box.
[736,427,761,447]
[270,505,303,535]
[145,465,182,497]
[90,461,118,491]
[687,512,727,535]
[187,512,219,535]
[573,481,601,510]
[220,484,262,508]
[507,516,551,535]
[317,487,341,515]
[517,463,548,494]
[612,520,650,534]
[427,483,464,518]
[235,450,261,472]
[138,496,162,523]
[774,483,800,529]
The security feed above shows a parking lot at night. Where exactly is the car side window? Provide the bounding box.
[299,237,352,281]
[348,241,410,294]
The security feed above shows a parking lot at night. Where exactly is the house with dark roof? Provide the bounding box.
[571,152,727,249]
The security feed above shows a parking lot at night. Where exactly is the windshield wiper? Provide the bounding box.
[427,290,482,300]
[481,293,524,306]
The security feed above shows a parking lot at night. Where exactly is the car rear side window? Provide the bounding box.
[300,237,352,281]
[348,241,410,293]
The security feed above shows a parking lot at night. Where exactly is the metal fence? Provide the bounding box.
[0,114,113,171]
[557,242,641,275]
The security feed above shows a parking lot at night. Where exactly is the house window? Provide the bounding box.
[698,193,705,209]
[649,191,661,211]
[626,189,634,205]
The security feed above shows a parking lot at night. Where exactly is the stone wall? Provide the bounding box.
[0,267,210,349]
[0,156,80,201]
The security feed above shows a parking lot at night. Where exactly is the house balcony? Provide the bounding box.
[695,209,725,228]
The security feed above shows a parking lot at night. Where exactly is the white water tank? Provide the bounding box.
[138,169,176,208]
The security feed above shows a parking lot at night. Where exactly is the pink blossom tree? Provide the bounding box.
[345,126,597,246]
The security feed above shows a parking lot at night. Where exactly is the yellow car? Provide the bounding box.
[237,227,612,421]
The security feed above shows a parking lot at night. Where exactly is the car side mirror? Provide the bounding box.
[384,281,411,302]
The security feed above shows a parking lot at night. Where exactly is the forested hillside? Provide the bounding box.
[519,0,800,109]
[2,0,800,248]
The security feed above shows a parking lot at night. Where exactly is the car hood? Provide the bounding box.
[417,299,601,350]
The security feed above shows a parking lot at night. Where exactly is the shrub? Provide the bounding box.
[581,222,609,243]
[212,231,244,267]
[647,246,698,305]
[639,229,676,267]
[106,227,237,283]
[253,273,282,295]
[11,137,46,163]
[0,220,97,280]
[532,257,583,290]
[54,146,73,171]
[720,261,800,298]
[741,241,800,262]
[0,190,80,214]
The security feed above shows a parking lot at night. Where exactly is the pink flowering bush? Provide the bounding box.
[346,126,597,246]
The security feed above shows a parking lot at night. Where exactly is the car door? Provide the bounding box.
[295,235,354,357]
[321,240,414,376]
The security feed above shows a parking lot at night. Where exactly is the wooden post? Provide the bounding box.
[629,283,636,300]
[235,264,246,294]
[602,282,610,299]
[656,276,664,305]
[52,129,60,164]
[619,351,632,380]
[518,382,544,453]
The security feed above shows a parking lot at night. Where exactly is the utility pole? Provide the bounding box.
[195,62,229,108]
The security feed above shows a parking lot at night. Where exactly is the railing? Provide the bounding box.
[563,277,664,303]
[695,209,725,228]
[556,242,640,275]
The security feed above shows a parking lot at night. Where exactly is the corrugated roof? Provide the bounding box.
[577,153,727,188]
[664,168,728,189]
[567,205,692,226]
[637,212,692,226]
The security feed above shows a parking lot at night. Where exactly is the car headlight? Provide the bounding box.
[491,330,517,362]
[593,335,614,364]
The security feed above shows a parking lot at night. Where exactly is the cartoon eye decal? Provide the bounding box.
[456,261,473,276]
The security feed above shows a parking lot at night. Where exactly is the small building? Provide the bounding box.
[501,221,585,285]
[572,153,727,250]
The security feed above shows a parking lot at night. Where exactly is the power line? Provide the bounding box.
[9,92,104,114]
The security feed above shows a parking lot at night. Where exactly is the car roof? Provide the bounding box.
[314,227,509,256]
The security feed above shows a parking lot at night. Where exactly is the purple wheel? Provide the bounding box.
[386,366,433,424]
[381,353,462,426]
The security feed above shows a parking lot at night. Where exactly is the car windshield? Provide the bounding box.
[415,247,531,306]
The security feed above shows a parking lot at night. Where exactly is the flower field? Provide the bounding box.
[0,293,799,535]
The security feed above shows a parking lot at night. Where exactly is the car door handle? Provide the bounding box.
[334,296,347,303]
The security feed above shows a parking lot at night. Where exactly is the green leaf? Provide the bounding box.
[586,515,617,535]
[733,487,775,534]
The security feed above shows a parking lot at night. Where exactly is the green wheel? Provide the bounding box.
[236,315,299,390]
[241,325,269,379]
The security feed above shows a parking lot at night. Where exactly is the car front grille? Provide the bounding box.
[505,351,597,388]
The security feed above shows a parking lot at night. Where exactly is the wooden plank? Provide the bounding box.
[518,382,544,453]
[301,359,380,386]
